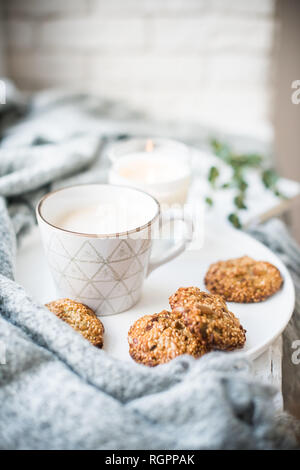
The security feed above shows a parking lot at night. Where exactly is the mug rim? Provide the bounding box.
[36,183,160,239]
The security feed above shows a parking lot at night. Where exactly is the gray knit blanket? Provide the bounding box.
[0,84,299,449]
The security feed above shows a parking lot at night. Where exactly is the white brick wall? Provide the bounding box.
[39,18,145,51]
[2,0,276,138]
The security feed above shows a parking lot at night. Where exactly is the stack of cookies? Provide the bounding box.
[128,255,283,367]
[128,287,246,367]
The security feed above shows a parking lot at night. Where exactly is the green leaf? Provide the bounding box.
[208,166,219,187]
[210,139,231,161]
[232,166,243,180]
[210,138,221,152]
[205,196,214,207]
[262,169,279,189]
[228,213,242,229]
[234,194,247,210]
[228,153,262,169]
[237,179,248,192]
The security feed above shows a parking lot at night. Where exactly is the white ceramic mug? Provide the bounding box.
[37,184,193,316]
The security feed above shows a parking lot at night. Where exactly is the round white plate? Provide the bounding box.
[16,225,295,361]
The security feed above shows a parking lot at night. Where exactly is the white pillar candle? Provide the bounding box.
[108,139,191,206]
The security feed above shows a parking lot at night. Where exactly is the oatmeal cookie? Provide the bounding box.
[45,298,104,348]
[169,287,246,351]
[128,310,207,366]
[204,256,283,303]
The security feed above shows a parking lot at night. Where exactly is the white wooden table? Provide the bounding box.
[252,336,283,410]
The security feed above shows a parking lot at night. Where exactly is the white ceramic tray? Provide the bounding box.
[16,225,295,361]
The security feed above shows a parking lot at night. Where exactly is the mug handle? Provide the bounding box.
[147,208,193,277]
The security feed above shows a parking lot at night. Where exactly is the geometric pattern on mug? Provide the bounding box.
[47,234,151,315]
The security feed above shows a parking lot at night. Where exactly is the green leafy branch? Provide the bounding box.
[205,139,287,229]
